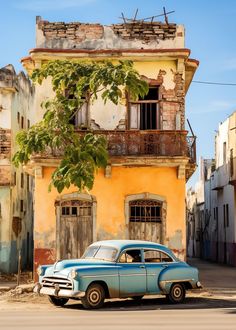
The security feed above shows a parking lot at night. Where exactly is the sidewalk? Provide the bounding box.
[0,282,17,292]
[188,258,236,296]
[0,272,32,293]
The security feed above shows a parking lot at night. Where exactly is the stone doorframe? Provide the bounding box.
[124,192,167,245]
[55,192,97,260]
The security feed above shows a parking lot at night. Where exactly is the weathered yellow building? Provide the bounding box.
[21,16,198,275]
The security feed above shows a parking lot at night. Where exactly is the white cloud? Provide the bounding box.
[14,0,96,11]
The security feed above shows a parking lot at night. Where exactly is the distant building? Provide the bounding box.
[0,65,34,273]
[187,112,236,266]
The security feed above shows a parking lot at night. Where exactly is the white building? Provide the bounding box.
[0,65,34,273]
[187,112,236,266]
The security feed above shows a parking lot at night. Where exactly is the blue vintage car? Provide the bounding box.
[35,240,201,309]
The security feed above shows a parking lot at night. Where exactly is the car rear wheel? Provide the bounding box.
[167,283,186,304]
[81,283,105,309]
[48,296,69,307]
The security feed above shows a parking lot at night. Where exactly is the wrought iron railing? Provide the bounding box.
[77,130,196,163]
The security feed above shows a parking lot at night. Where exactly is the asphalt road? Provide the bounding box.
[1,297,236,330]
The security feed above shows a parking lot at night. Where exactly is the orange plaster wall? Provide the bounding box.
[91,167,186,250]
[34,166,186,253]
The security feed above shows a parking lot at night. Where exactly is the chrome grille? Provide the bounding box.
[41,276,73,290]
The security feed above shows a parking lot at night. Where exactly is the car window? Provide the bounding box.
[95,246,118,261]
[144,249,173,263]
[82,246,118,261]
[82,246,99,258]
[119,249,142,263]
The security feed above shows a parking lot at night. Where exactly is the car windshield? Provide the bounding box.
[81,246,118,262]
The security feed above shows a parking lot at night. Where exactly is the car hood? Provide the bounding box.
[51,258,114,271]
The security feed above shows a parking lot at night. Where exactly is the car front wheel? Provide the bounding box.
[167,283,186,304]
[81,283,105,309]
[48,296,69,307]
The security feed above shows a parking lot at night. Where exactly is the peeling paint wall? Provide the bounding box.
[33,60,185,131]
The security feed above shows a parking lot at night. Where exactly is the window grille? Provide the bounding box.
[129,199,162,223]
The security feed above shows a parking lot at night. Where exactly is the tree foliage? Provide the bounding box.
[13,60,148,193]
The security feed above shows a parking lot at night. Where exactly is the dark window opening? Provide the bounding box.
[60,200,93,218]
[129,86,159,130]
[225,204,229,227]
[26,174,29,191]
[71,207,77,216]
[21,173,24,188]
[62,207,70,216]
[20,200,24,212]
[140,87,159,101]
[129,199,162,223]
[21,116,24,129]
[140,87,159,130]
[230,149,234,177]
[223,204,229,227]
[140,103,157,130]
[223,142,227,164]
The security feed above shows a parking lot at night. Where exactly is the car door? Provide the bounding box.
[143,248,174,294]
[118,249,146,297]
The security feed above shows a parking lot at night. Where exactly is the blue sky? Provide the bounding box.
[1,0,236,186]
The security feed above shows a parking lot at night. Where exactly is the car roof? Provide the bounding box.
[90,240,174,255]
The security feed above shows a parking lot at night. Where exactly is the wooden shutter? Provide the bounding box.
[130,104,140,129]
[75,103,87,127]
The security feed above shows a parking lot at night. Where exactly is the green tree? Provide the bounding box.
[13,60,148,193]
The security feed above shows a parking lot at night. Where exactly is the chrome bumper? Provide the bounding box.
[159,279,202,293]
[34,283,85,298]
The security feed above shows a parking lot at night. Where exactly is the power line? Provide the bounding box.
[192,80,236,86]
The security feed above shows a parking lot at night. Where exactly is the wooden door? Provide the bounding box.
[59,200,93,259]
[129,200,162,243]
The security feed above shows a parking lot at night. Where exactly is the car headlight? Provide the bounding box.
[69,268,77,279]
[37,266,43,276]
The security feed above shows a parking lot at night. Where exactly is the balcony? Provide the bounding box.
[30,129,196,180]
[33,129,196,164]
[77,129,196,163]
[211,156,236,189]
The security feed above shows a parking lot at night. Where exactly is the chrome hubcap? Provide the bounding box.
[173,286,182,298]
[89,290,100,304]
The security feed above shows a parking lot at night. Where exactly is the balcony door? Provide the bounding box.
[129,87,160,130]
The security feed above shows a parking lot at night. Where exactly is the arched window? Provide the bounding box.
[125,193,167,244]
